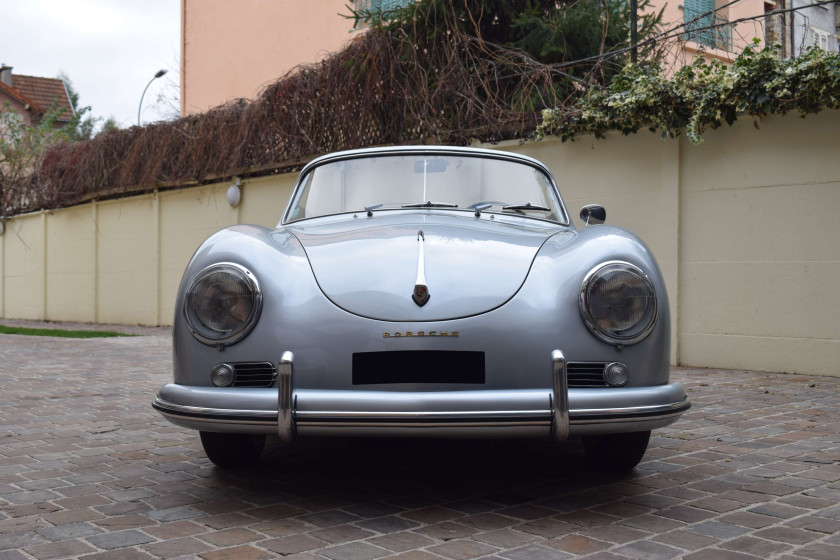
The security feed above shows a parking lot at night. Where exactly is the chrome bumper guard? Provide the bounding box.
[152,348,690,437]
[552,350,569,440]
[277,351,294,443]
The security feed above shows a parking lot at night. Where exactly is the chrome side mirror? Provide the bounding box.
[579,204,606,226]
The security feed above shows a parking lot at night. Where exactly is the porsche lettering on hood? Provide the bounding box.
[288,216,565,321]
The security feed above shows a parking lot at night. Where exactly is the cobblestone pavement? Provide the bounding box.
[1,324,840,560]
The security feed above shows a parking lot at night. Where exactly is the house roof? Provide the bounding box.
[1,73,74,122]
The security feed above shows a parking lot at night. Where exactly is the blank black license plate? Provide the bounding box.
[352,351,485,385]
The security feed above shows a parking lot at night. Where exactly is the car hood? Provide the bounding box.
[284,213,573,321]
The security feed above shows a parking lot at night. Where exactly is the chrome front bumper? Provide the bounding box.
[153,350,690,438]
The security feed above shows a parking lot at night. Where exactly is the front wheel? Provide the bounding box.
[199,431,265,467]
[582,431,651,472]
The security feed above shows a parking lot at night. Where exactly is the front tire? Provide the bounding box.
[582,431,651,472]
[199,431,265,467]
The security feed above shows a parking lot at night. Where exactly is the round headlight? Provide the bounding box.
[184,263,262,346]
[579,261,657,346]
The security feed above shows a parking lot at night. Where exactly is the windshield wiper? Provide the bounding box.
[401,201,458,209]
[364,203,383,216]
[502,202,551,212]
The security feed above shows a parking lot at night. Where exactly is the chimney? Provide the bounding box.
[0,64,12,86]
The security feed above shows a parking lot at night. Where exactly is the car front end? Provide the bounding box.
[153,146,690,470]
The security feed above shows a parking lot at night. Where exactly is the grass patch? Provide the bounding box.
[0,325,135,338]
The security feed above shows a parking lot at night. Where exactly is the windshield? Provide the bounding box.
[285,153,567,224]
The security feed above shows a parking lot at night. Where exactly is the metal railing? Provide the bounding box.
[685,12,734,52]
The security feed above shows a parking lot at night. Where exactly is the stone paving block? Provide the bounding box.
[619,514,685,533]
[785,515,840,534]
[368,531,436,552]
[93,513,155,531]
[428,539,499,559]
[753,526,823,545]
[718,511,779,529]
[499,544,573,560]
[612,540,684,560]
[297,510,361,528]
[143,536,213,559]
[579,524,651,544]
[796,542,840,560]
[198,528,261,547]
[472,528,540,548]
[262,534,325,555]
[513,518,577,539]
[720,535,792,556]
[545,534,610,555]
[356,515,420,534]
[200,545,276,560]
[681,550,762,560]
[250,517,312,537]
[655,505,718,523]
[651,529,718,551]
[401,507,462,524]
[35,521,104,541]
[79,549,157,560]
[414,521,480,541]
[143,519,207,540]
[320,541,390,560]
[457,513,517,531]
[142,505,202,523]
[311,523,376,544]
[84,528,157,549]
[22,538,97,560]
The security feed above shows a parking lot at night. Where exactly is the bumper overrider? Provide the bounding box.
[153,350,691,439]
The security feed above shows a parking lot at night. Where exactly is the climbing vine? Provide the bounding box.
[537,42,840,144]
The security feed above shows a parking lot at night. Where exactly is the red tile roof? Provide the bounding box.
[4,73,74,122]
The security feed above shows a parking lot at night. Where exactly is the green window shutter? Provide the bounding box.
[684,0,730,50]
[356,0,412,11]
[381,0,413,9]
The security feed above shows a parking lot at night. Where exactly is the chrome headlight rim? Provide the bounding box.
[579,260,658,346]
[183,262,262,347]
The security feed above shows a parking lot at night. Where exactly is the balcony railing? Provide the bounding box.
[685,12,733,52]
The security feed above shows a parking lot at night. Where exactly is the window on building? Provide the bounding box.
[684,0,733,51]
[811,28,830,51]
[354,0,413,28]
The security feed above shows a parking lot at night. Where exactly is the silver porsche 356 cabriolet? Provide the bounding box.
[153,145,690,470]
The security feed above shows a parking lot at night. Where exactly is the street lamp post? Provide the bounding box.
[630,0,638,64]
[137,69,168,126]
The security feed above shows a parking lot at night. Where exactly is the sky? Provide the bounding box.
[1,0,181,129]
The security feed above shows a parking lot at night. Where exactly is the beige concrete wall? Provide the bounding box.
[45,205,95,322]
[0,175,292,330]
[2,213,46,320]
[678,111,840,376]
[95,196,158,325]
[1,111,838,376]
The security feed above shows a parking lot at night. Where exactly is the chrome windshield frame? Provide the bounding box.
[281,146,571,227]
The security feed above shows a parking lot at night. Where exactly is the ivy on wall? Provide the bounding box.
[537,42,840,144]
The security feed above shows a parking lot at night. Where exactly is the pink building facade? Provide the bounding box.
[181,1,798,116]
[181,0,353,115]
[661,0,771,69]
